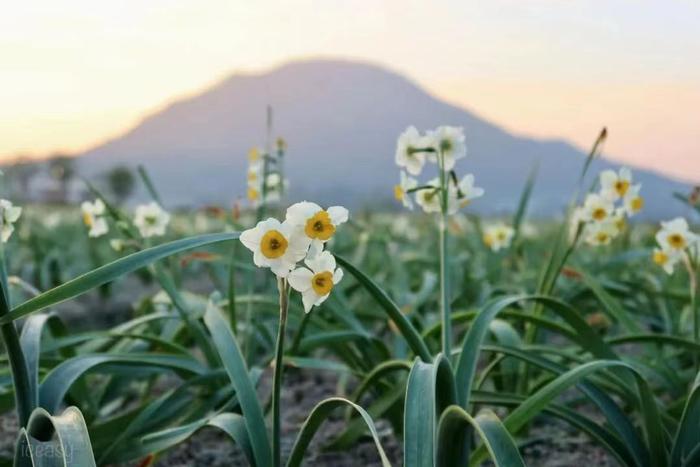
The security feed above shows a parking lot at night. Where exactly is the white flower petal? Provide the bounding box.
[327,206,349,226]
[288,267,313,292]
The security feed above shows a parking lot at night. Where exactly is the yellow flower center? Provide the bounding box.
[483,233,493,247]
[247,171,258,182]
[460,199,471,208]
[394,185,404,201]
[653,250,668,266]
[630,196,643,212]
[592,207,607,221]
[614,180,630,197]
[305,211,335,241]
[247,187,259,201]
[615,217,626,231]
[496,231,507,241]
[311,271,334,295]
[82,212,93,228]
[260,230,288,259]
[667,233,686,250]
[596,232,609,243]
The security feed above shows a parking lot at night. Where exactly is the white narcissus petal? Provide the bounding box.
[316,251,336,272]
[252,249,268,268]
[286,201,321,226]
[89,217,109,238]
[93,199,106,215]
[327,206,349,226]
[1,225,14,243]
[306,240,323,260]
[301,289,317,313]
[333,268,344,284]
[314,293,331,308]
[239,226,262,251]
[288,267,313,292]
[5,206,22,223]
[599,170,616,189]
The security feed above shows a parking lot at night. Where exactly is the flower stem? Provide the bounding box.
[0,248,33,427]
[438,149,451,357]
[272,277,289,467]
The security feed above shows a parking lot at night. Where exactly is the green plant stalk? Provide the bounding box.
[272,277,289,467]
[438,149,451,358]
[0,247,33,427]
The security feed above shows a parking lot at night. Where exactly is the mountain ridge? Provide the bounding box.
[74,58,691,217]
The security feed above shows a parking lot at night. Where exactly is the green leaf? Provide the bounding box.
[671,371,700,465]
[334,255,431,362]
[15,406,96,467]
[436,406,524,467]
[2,233,240,324]
[39,354,206,412]
[203,305,272,467]
[286,397,391,467]
[455,294,619,409]
[404,354,457,467]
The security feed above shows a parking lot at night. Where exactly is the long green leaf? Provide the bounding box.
[2,233,240,324]
[203,305,272,467]
[436,406,525,467]
[335,255,431,362]
[286,397,391,467]
[39,354,205,412]
[15,406,96,467]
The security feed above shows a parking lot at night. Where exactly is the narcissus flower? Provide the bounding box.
[240,218,310,277]
[584,220,619,246]
[622,184,644,217]
[652,248,681,275]
[288,251,343,312]
[395,126,430,176]
[285,202,348,253]
[426,126,466,171]
[600,167,632,201]
[415,179,443,213]
[655,218,697,252]
[134,202,170,238]
[81,199,108,238]
[582,193,615,223]
[394,171,418,210]
[456,174,484,208]
[0,199,21,243]
[483,223,514,252]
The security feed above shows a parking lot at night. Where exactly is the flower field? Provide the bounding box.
[0,127,699,467]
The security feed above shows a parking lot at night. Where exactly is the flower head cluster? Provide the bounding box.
[134,202,170,238]
[81,199,108,238]
[0,199,21,243]
[573,167,644,246]
[240,201,348,312]
[246,141,287,207]
[652,218,698,274]
[482,223,515,252]
[394,126,483,214]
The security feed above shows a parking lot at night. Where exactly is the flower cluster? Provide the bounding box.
[652,218,699,274]
[482,223,515,252]
[134,202,170,238]
[246,139,287,207]
[240,201,348,312]
[572,167,644,246]
[393,126,484,214]
[0,199,22,243]
[81,199,108,237]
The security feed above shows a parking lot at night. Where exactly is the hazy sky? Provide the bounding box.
[1,0,698,181]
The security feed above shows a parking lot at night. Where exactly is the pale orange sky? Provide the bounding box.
[1,1,698,182]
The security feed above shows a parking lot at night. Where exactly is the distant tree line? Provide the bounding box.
[2,155,135,205]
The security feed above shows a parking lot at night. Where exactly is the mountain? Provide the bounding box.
[76,59,693,217]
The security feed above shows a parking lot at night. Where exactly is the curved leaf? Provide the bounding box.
[286,397,391,467]
[2,232,239,324]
